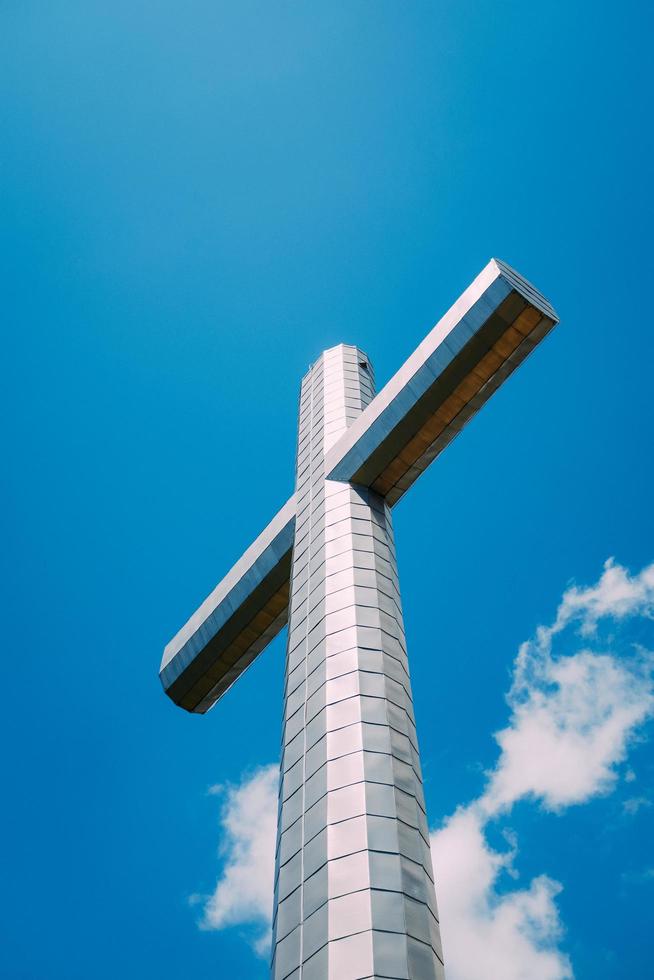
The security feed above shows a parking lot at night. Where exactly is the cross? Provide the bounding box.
[160,258,559,980]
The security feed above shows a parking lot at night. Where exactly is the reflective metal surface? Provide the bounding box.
[160,258,558,717]
[324,258,559,505]
[160,496,296,712]
[159,257,560,976]
[271,346,444,980]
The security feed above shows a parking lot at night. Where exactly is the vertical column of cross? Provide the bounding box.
[271,344,444,980]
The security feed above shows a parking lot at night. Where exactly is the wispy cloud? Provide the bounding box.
[545,557,654,639]
[622,795,651,816]
[194,765,278,956]
[483,639,653,816]
[431,808,571,980]
[432,558,654,980]
[196,559,654,976]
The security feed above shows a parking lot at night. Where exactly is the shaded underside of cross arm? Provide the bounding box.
[159,496,296,713]
[324,258,559,506]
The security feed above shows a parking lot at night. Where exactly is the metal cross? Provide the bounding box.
[160,258,559,980]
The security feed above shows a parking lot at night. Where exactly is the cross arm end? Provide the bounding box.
[325,257,559,505]
[159,494,296,714]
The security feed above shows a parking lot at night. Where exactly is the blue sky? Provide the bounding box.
[2,2,653,978]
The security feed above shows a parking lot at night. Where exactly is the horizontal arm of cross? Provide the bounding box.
[160,258,558,713]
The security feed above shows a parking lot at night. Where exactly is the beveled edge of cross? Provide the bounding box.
[160,257,559,714]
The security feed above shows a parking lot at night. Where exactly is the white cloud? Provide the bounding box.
[481,560,654,816]
[432,559,654,980]
[197,560,654,978]
[546,557,654,640]
[197,765,278,956]
[483,647,654,815]
[430,807,571,980]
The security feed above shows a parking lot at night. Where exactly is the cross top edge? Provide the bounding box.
[304,343,374,379]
